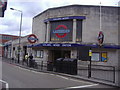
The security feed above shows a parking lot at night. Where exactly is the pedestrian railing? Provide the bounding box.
[77,65,88,77]
[78,64,116,83]
[2,58,116,83]
[90,65,115,83]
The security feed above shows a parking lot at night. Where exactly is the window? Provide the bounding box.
[76,20,82,42]
[50,20,73,42]
[34,50,44,58]
[91,52,100,61]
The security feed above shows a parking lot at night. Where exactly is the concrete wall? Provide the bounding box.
[33,5,119,45]
[32,13,46,43]
[82,6,118,44]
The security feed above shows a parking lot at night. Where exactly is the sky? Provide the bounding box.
[0,0,120,36]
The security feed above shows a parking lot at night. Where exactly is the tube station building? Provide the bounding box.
[4,5,120,87]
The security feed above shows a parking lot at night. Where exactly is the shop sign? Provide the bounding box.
[28,34,38,44]
[42,43,73,47]
[44,16,86,22]
[53,25,70,38]
[53,44,60,47]
[42,43,52,47]
[62,44,71,47]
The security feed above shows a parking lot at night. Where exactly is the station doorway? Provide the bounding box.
[48,50,71,63]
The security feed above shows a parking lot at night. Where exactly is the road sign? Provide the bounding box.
[89,50,92,56]
[98,31,104,46]
[28,34,38,44]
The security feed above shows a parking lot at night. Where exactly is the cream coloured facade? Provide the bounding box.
[31,5,120,86]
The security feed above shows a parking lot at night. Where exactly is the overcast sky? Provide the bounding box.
[0,0,119,36]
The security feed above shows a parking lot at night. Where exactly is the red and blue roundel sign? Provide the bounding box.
[98,31,104,45]
[53,25,70,38]
[28,34,38,44]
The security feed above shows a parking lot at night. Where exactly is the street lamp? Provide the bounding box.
[10,8,23,63]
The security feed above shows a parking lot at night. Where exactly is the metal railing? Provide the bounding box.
[2,58,116,83]
[78,64,116,83]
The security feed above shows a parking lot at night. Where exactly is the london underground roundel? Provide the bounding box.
[98,31,104,45]
[54,25,70,38]
[28,34,38,44]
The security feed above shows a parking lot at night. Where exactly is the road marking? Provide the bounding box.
[64,84,99,89]
[68,78,93,84]
[56,75,69,80]
[0,79,9,89]
[17,67,94,85]
[18,66,46,75]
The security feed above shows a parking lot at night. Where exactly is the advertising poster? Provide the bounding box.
[101,52,107,62]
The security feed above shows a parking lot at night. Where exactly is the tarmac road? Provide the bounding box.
[1,59,119,89]
[2,61,96,88]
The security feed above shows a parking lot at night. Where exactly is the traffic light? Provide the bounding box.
[0,0,7,17]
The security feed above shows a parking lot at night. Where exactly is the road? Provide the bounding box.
[1,59,118,89]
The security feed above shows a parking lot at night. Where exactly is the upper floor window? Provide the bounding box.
[76,20,82,42]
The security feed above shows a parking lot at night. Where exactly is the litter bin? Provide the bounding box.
[47,61,53,71]
[56,58,63,72]
[63,58,70,74]
[69,58,77,75]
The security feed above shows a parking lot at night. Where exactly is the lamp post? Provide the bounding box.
[10,8,22,63]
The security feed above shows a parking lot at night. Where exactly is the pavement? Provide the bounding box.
[2,57,120,88]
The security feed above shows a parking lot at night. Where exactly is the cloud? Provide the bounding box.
[0,0,119,36]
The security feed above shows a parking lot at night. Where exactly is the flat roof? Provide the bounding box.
[33,4,119,19]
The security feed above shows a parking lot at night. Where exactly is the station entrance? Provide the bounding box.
[53,50,70,60]
[48,50,71,63]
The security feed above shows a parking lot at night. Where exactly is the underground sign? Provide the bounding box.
[28,34,38,44]
[53,25,70,38]
[98,31,104,45]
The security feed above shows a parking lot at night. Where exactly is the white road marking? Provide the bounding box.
[64,84,99,89]
[12,64,97,88]
[68,78,93,84]
[0,79,9,89]
[17,66,94,85]
[18,67,46,75]
[56,75,69,80]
